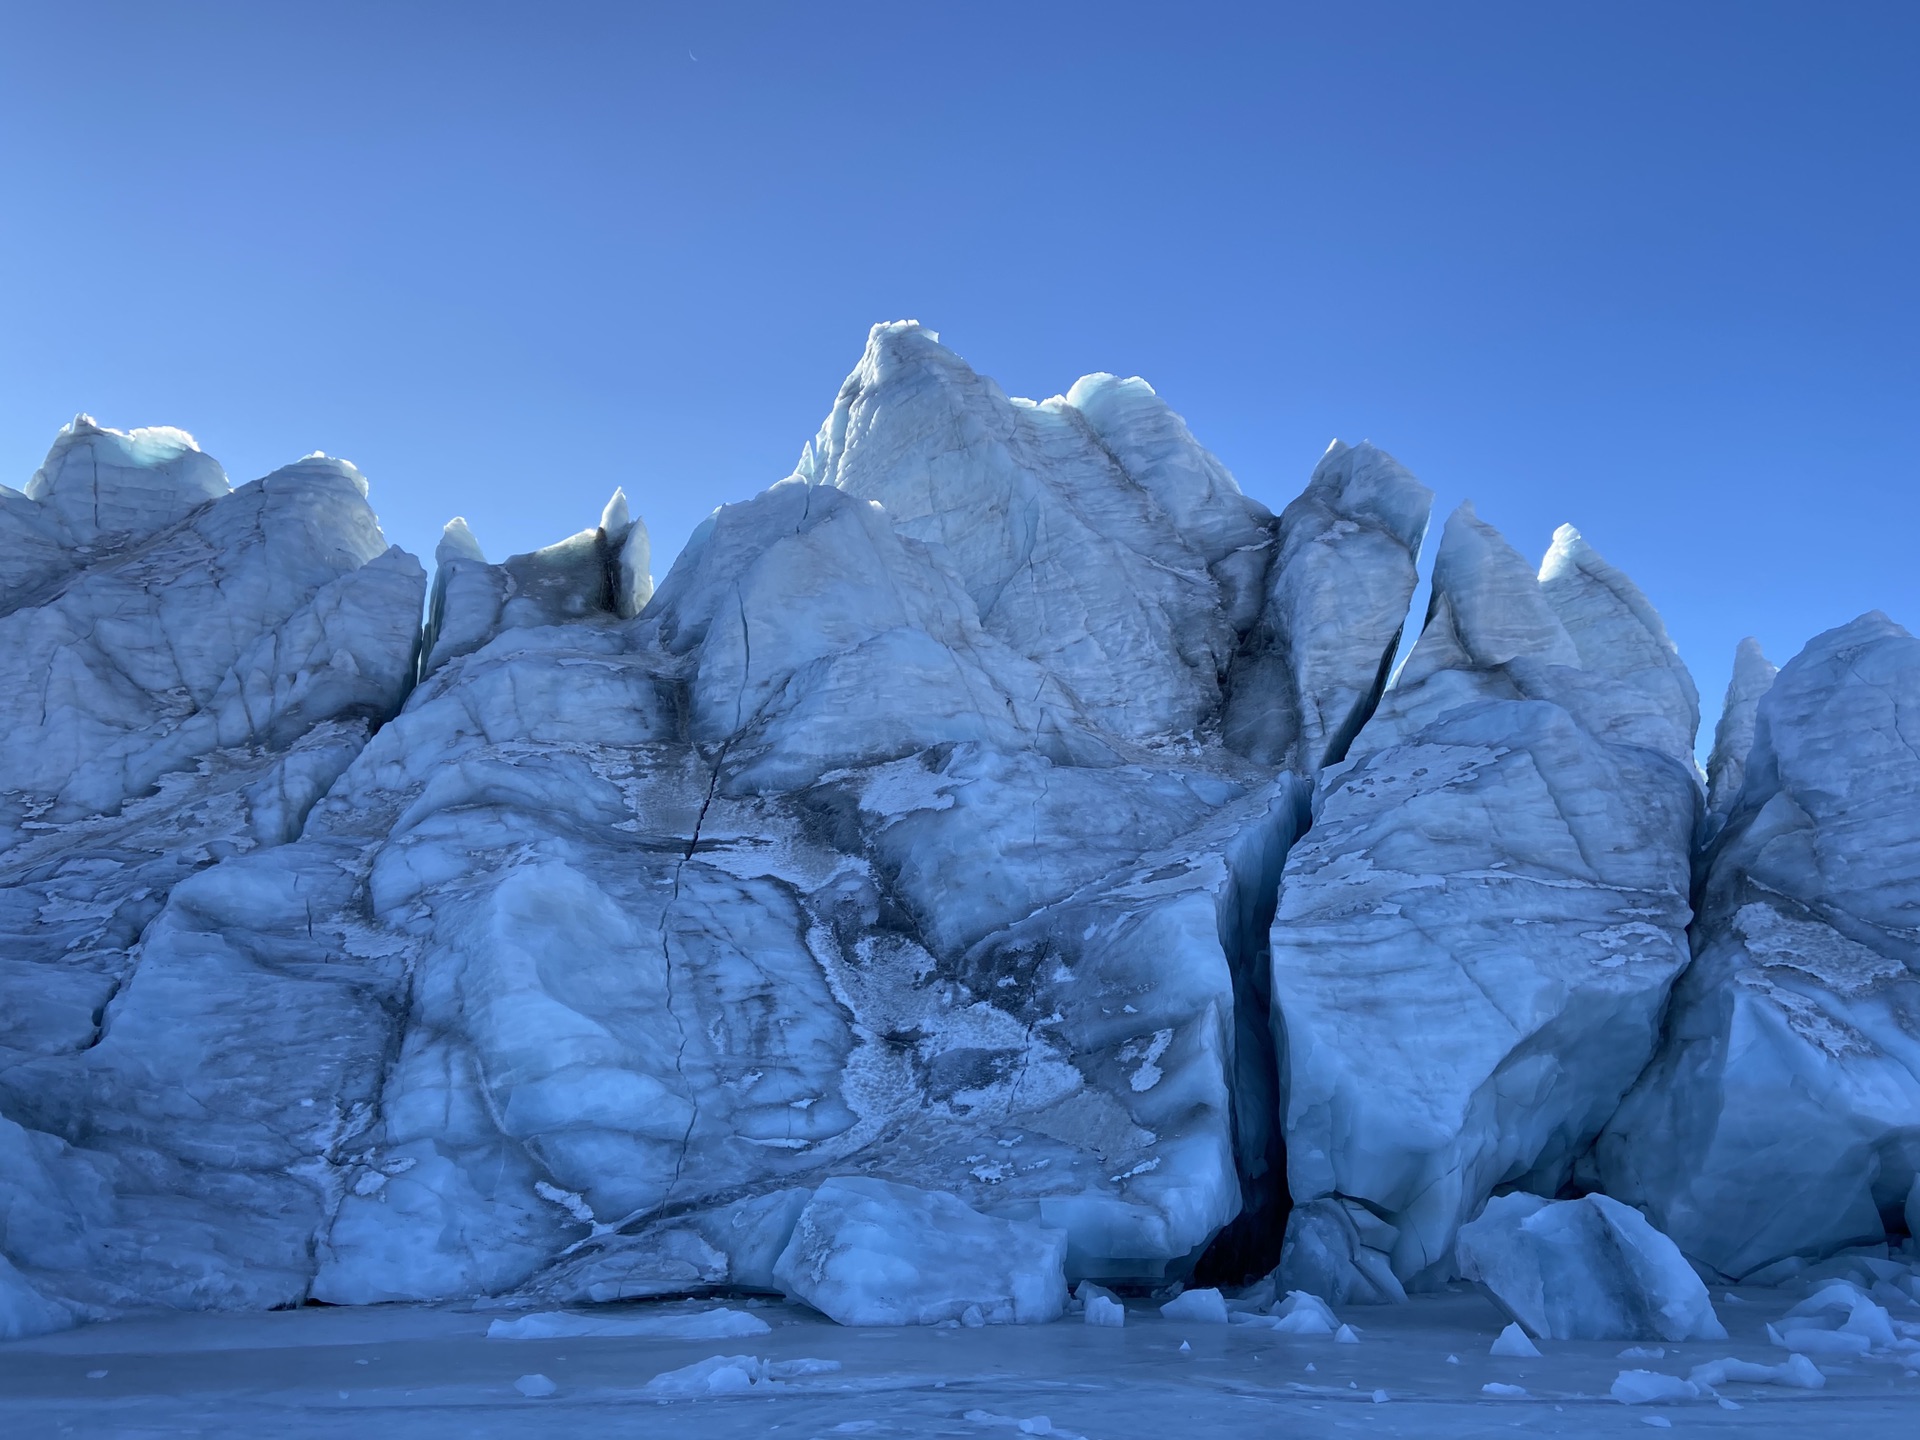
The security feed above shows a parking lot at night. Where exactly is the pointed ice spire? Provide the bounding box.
[1706,637,1777,815]
[1302,440,1434,556]
[1538,524,1699,765]
[614,514,653,619]
[1220,437,1432,772]
[599,487,631,540]
[1410,502,1582,679]
[1539,525,1679,664]
[436,516,487,566]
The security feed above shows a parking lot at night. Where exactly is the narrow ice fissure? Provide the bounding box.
[1193,594,1420,1284]
[1191,775,1309,1286]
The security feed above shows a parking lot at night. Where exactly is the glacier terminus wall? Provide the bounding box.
[1,323,1915,1339]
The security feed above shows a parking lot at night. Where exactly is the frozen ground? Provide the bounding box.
[5,1290,1917,1438]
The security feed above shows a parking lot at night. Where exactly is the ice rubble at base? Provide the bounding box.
[1490,1322,1541,1357]
[1225,1288,1342,1335]
[1689,1352,1825,1390]
[1158,1286,1228,1324]
[773,1177,1067,1326]
[0,321,1916,1346]
[643,1353,842,1398]
[1610,1368,1700,1405]
[1455,1192,1725,1342]
[1273,1195,1407,1305]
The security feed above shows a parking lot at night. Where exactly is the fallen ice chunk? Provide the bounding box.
[0,1255,76,1341]
[962,1412,1082,1440]
[1335,1323,1360,1344]
[773,1177,1067,1326]
[1491,1323,1541,1358]
[1782,1279,1896,1349]
[1688,1353,1824,1390]
[1457,1193,1726,1341]
[1273,1198,1408,1306]
[487,1307,771,1341]
[1074,1280,1118,1307]
[514,1374,558,1398]
[1228,1305,1336,1344]
[643,1354,839,1398]
[1370,1387,1388,1402]
[1641,1418,1672,1430]
[1276,1290,1339,1334]
[1085,1294,1125,1327]
[645,1356,760,1397]
[1618,1345,1665,1359]
[1767,1323,1871,1359]
[1610,1370,1699,1404]
[1160,1288,1228,1324]
[1482,1382,1528,1396]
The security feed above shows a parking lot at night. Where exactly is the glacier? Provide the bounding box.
[0,325,1916,1381]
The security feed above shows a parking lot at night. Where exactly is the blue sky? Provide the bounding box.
[2,3,1914,749]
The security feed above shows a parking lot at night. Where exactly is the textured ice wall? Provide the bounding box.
[0,325,1432,1330]
[0,419,425,1320]
[3,324,1913,1336]
[1269,507,1701,1284]
[313,326,1430,1305]
[1600,614,1920,1277]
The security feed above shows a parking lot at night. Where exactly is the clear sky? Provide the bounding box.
[2,3,1914,752]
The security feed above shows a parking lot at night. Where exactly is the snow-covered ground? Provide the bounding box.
[6,1289,1917,1438]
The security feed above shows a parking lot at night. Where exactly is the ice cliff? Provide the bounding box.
[0,326,1913,1337]
[1600,614,1920,1278]
[1268,510,1701,1284]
